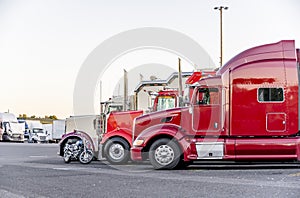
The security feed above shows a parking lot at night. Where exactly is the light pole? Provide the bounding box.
[214,6,228,67]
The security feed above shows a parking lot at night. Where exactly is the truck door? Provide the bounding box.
[192,87,222,134]
[258,88,287,132]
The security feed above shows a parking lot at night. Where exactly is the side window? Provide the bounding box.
[258,88,284,102]
[194,88,219,105]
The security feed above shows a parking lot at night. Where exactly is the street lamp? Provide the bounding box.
[214,6,228,67]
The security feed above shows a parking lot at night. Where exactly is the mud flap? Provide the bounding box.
[98,144,106,160]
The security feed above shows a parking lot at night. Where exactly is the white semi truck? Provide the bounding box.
[0,112,24,142]
[27,120,48,143]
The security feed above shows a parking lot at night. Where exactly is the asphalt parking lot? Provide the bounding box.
[0,142,299,198]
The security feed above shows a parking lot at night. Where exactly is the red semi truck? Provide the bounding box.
[131,40,300,169]
[98,89,178,164]
[98,71,215,164]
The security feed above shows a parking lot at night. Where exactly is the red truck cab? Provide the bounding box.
[131,40,300,169]
[99,90,180,164]
[99,71,215,164]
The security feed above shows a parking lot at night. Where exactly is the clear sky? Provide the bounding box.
[0,0,299,118]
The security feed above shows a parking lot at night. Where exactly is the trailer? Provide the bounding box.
[43,124,52,140]
[50,120,65,143]
[131,40,300,169]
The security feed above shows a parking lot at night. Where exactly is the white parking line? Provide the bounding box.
[53,167,86,171]
[29,156,48,158]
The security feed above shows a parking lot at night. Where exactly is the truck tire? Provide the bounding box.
[149,138,181,170]
[104,137,130,164]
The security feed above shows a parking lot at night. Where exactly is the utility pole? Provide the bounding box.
[123,69,128,111]
[178,58,183,107]
[214,6,228,67]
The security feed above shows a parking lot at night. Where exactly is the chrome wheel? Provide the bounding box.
[109,143,125,161]
[154,144,175,166]
[104,138,130,164]
[79,150,93,164]
[149,138,181,170]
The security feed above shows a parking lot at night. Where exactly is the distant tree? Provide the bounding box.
[30,115,36,119]
[18,114,28,119]
[49,115,58,120]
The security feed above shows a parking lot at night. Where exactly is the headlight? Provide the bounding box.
[133,139,144,147]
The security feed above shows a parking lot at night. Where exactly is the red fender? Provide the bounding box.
[101,128,132,147]
[134,123,193,161]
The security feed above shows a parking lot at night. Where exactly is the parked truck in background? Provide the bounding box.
[27,120,48,143]
[17,119,29,140]
[131,40,300,169]
[0,112,24,142]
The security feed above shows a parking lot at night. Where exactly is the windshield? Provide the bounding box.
[32,128,44,133]
[108,105,123,113]
[101,103,123,114]
[156,96,176,111]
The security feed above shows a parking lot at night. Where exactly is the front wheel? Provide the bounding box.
[79,150,93,164]
[63,152,71,163]
[104,138,130,164]
[149,138,181,170]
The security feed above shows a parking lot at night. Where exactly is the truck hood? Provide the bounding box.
[133,107,185,139]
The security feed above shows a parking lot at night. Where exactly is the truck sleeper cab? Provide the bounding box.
[131,40,300,169]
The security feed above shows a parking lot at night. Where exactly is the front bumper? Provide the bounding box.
[130,146,143,161]
[3,134,24,142]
